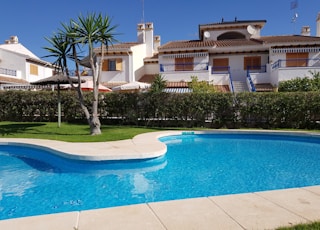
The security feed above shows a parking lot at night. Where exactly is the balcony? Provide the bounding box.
[0,67,17,77]
[246,65,267,73]
[272,58,320,70]
[211,66,230,74]
[160,62,208,72]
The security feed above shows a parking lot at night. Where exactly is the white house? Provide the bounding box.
[89,13,320,92]
[157,14,320,92]
[0,36,55,89]
[92,22,160,89]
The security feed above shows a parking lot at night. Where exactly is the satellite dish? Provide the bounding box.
[204,31,210,39]
[247,25,257,35]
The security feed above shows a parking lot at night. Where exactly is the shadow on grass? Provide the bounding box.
[0,123,46,136]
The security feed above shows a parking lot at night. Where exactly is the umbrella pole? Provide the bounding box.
[58,83,61,128]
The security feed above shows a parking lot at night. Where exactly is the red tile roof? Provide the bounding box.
[94,42,140,53]
[0,76,29,84]
[159,40,216,50]
[255,35,320,44]
[159,35,320,51]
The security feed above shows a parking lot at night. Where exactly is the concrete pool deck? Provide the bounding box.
[0,130,320,229]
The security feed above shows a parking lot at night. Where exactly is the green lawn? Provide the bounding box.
[276,221,320,230]
[0,122,166,142]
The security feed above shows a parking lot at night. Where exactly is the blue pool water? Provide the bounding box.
[1,132,320,220]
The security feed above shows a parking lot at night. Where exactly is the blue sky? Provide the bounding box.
[0,0,318,62]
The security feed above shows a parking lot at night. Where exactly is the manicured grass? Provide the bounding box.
[0,122,166,142]
[276,221,320,230]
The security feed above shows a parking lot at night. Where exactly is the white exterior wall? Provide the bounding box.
[145,23,154,57]
[131,44,147,81]
[159,55,209,82]
[25,62,53,82]
[209,53,269,82]
[100,55,129,82]
[0,48,54,83]
[205,28,261,41]
[27,63,53,82]
[144,63,159,75]
[272,67,320,86]
[0,49,27,80]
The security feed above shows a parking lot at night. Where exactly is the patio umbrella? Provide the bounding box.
[112,81,151,91]
[31,74,85,127]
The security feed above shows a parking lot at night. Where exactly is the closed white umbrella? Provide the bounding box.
[112,81,151,91]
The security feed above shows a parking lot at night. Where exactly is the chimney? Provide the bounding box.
[145,22,154,57]
[137,23,145,43]
[153,35,161,53]
[4,36,19,44]
[10,36,19,43]
[301,26,311,36]
[317,12,320,37]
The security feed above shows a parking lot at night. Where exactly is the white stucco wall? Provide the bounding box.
[131,44,147,81]
[27,63,54,82]
[209,53,269,82]
[144,63,159,75]
[0,48,54,83]
[100,55,129,83]
[0,49,27,80]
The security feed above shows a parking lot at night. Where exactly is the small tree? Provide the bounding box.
[43,13,118,135]
[188,76,216,93]
[149,74,167,93]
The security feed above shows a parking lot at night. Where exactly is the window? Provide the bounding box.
[286,53,308,67]
[102,59,123,71]
[244,56,261,70]
[175,57,194,71]
[217,32,245,40]
[212,58,229,72]
[30,64,38,75]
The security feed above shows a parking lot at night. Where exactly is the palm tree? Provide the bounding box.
[43,12,118,135]
[150,74,167,93]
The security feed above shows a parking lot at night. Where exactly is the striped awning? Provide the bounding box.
[162,52,208,59]
[271,47,320,54]
[163,88,193,93]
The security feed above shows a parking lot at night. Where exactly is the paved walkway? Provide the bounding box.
[0,130,320,230]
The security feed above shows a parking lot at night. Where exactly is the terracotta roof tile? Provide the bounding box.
[166,82,189,88]
[214,85,230,92]
[139,75,156,83]
[159,40,216,50]
[214,39,262,47]
[94,42,140,52]
[159,35,320,51]
[256,35,320,44]
[0,76,29,84]
[255,83,274,92]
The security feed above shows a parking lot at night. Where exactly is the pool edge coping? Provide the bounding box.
[0,129,319,161]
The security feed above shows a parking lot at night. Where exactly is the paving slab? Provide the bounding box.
[257,188,320,221]
[303,185,320,196]
[209,193,306,230]
[0,211,78,230]
[148,197,243,230]
[78,204,165,230]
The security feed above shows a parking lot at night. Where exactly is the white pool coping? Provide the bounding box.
[0,129,320,229]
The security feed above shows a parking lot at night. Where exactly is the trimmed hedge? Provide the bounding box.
[0,91,319,129]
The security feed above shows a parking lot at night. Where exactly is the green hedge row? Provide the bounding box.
[0,91,319,129]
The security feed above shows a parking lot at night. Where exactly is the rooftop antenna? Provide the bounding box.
[290,0,299,33]
[141,0,145,23]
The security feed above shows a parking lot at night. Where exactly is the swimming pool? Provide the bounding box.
[1,131,320,220]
